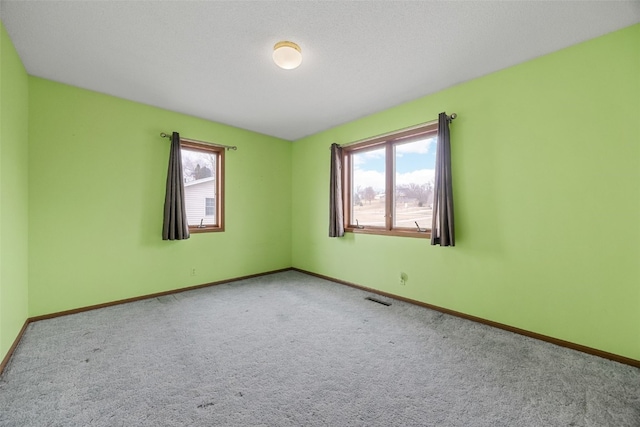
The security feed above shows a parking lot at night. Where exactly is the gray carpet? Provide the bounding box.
[1,271,638,426]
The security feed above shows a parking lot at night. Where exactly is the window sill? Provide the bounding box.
[189,226,224,234]
[345,227,431,239]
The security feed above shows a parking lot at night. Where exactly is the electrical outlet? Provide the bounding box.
[190,268,196,276]
[400,272,408,285]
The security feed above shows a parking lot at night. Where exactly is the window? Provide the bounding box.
[205,198,215,216]
[343,122,437,238]
[180,139,224,233]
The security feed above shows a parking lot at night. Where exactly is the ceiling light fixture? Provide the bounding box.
[273,41,302,70]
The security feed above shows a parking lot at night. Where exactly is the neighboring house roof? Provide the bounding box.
[184,176,215,187]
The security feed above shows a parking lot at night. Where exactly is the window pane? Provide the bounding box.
[352,147,386,227]
[181,148,217,226]
[205,198,215,216]
[394,136,436,229]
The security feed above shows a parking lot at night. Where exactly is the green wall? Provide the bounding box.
[28,78,292,316]
[292,24,640,360]
[0,22,29,362]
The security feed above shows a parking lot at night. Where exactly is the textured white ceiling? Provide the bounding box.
[1,1,639,141]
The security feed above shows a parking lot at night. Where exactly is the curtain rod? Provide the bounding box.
[160,132,238,151]
[335,113,457,149]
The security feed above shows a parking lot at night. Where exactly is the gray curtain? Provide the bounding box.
[162,132,190,240]
[329,143,345,237]
[431,113,455,246]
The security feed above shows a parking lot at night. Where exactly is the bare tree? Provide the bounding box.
[363,186,376,204]
[398,182,433,207]
[354,186,363,206]
[181,150,216,183]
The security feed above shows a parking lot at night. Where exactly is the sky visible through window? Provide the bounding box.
[353,137,436,191]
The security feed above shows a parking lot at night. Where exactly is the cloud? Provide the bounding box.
[354,168,435,192]
[396,169,435,186]
[353,147,385,166]
[396,137,435,156]
[353,169,386,192]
